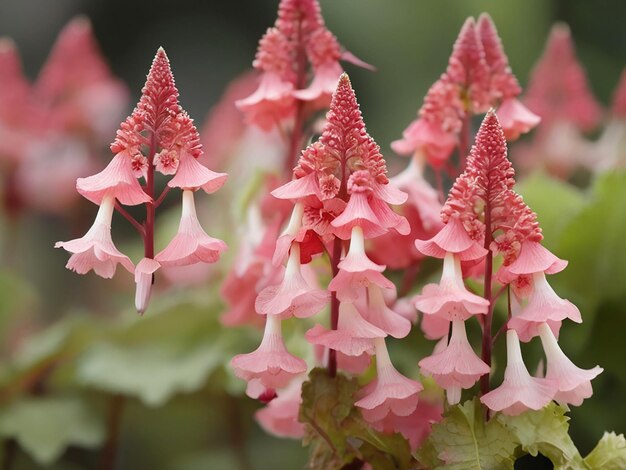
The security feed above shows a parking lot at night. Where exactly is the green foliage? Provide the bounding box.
[499,403,584,469]
[299,368,413,470]
[76,297,237,407]
[0,396,104,465]
[417,399,517,469]
[584,432,626,470]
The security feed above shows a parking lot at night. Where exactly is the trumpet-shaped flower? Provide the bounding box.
[255,376,305,439]
[55,195,134,277]
[231,314,307,392]
[155,190,227,266]
[355,338,423,422]
[414,252,489,321]
[305,302,386,357]
[255,243,329,319]
[538,323,602,406]
[362,284,412,339]
[481,329,556,416]
[134,257,160,314]
[496,98,541,141]
[419,320,490,404]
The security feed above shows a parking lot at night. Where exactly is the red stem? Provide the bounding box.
[327,236,342,378]
[99,395,125,470]
[154,185,171,209]
[480,200,494,396]
[114,202,145,237]
[144,132,157,259]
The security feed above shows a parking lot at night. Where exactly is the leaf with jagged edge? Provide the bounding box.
[0,396,104,465]
[584,432,626,470]
[417,398,517,469]
[299,368,413,470]
[498,402,585,469]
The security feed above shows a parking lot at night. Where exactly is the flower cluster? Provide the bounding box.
[56,48,228,313]
[0,17,129,217]
[392,14,539,170]
[232,73,441,443]
[236,0,371,131]
[414,110,602,414]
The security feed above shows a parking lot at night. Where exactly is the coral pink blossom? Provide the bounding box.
[355,338,423,422]
[255,243,329,319]
[328,226,394,302]
[134,258,160,315]
[419,320,490,405]
[231,314,307,393]
[496,97,541,141]
[362,285,412,339]
[420,312,450,341]
[155,190,227,266]
[76,151,150,206]
[167,149,228,194]
[414,252,489,321]
[496,240,567,284]
[538,323,602,406]
[255,376,305,439]
[415,217,487,261]
[369,399,443,452]
[508,271,581,341]
[391,117,458,169]
[524,24,602,132]
[481,330,556,416]
[55,195,134,278]
[305,302,386,357]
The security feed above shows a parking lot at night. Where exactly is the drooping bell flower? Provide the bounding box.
[328,226,394,302]
[538,323,602,406]
[305,302,386,357]
[414,251,489,322]
[524,24,602,133]
[361,284,412,339]
[231,314,307,396]
[55,195,134,278]
[481,329,556,416]
[419,319,490,405]
[355,337,423,422]
[495,97,541,141]
[134,258,160,314]
[255,375,305,439]
[155,190,227,266]
[255,242,329,319]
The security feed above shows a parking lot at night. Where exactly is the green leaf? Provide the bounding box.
[584,432,626,470]
[0,396,104,465]
[76,299,231,406]
[299,368,413,470]
[418,399,517,469]
[498,403,585,469]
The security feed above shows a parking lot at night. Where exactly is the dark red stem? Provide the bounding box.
[327,236,342,378]
[114,202,145,237]
[144,132,157,259]
[480,200,494,396]
[99,395,125,470]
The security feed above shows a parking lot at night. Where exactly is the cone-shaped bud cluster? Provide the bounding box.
[392,14,538,168]
[415,111,601,410]
[524,24,602,132]
[236,0,372,130]
[57,48,228,314]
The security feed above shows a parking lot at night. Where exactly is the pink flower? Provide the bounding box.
[496,97,541,141]
[76,150,150,206]
[538,323,602,406]
[415,217,487,261]
[167,149,228,194]
[419,320,490,404]
[361,284,412,339]
[508,271,581,342]
[391,117,458,169]
[231,314,307,393]
[328,226,394,302]
[420,312,450,341]
[55,195,134,278]
[481,329,556,416]
[154,149,179,175]
[155,190,227,266]
[255,242,329,319]
[414,252,489,321]
[255,376,305,439]
[272,202,305,266]
[355,338,423,422]
[305,302,386,357]
[496,240,567,285]
[134,258,160,314]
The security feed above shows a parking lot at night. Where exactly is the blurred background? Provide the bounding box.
[0,0,625,468]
